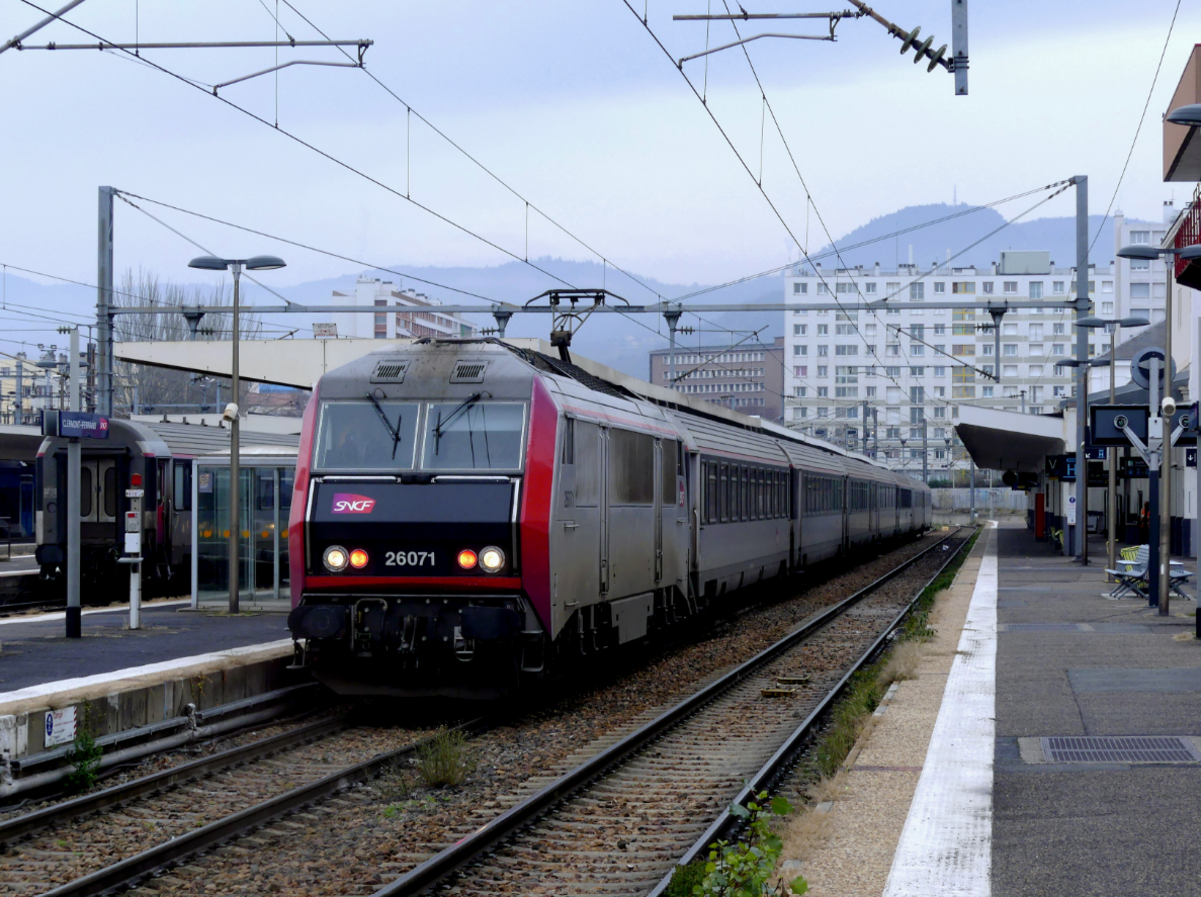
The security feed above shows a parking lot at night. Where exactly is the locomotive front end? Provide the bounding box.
[288,344,553,698]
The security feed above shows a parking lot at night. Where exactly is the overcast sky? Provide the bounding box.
[2,0,1199,307]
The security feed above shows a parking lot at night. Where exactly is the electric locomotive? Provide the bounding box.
[287,339,930,698]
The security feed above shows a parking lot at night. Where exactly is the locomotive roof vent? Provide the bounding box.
[450,360,488,383]
[370,360,409,383]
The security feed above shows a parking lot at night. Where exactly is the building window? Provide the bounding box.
[1053,344,1065,356]
[1029,343,1044,356]
[1101,301,1114,315]
[933,366,946,376]
[910,386,925,404]
[982,386,994,397]
[1003,364,1019,377]
[794,345,807,356]
[983,282,994,294]
[1130,258,1150,270]
[886,282,900,296]
[818,345,829,357]
[1132,307,1149,320]
[794,366,807,377]
[835,324,855,335]
[1003,281,1018,294]
[1029,282,1044,299]
[950,281,972,294]
[1053,385,1065,397]
[1131,230,1150,244]
[1029,365,1043,377]
[836,282,855,294]
[793,324,806,335]
[835,345,858,356]
[911,344,925,356]
[817,283,829,294]
[864,282,877,293]
[793,282,807,294]
[1052,281,1064,294]
[1130,283,1150,298]
[953,344,975,356]
[817,366,828,377]
[866,386,877,398]
[1102,281,1113,293]
[910,283,925,300]
[1003,344,1018,356]
[817,324,829,335]
[934,282,946,293]
[885,366,901,378]
[910,366,925,376]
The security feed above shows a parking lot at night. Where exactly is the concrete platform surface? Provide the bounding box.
[0,603,291,696]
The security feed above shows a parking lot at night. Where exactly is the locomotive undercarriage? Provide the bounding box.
[290,594,542,699]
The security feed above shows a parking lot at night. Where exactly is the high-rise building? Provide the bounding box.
[648,336,785,421]
[326,277,478,340]
[1112,204,1177,329]
[783,254,1113,473]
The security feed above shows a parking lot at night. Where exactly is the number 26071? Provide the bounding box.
[385,551,435,567]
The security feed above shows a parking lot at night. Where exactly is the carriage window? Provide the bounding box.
[574,422,600,507]
[740,467,749,521]
[719,464,729,521]
[104,466,117,519]
[314,401,420,470]
[174,462,192,512]
[280,468,294,512]
[662,440,677,506]
[706,461,717,523]
[609,428,654,505]
[79,466,93,518]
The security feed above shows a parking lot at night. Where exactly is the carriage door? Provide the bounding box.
[599,427,610,594]
[653,440,664,583]
[77,459,117,524]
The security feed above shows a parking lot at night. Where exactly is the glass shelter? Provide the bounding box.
[192,447,297,609]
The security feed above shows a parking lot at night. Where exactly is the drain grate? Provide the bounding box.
[1000,623,1083,632]
[1042,735,1201,764]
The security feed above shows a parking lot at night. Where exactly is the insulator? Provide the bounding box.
[898,25,919,54]
[913,36,934,63]
[927,44,948,72]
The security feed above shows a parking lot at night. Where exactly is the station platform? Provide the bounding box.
[0,601,302,763]
[780,519,1201,895]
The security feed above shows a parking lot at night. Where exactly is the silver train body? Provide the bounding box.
[288,340,932,697]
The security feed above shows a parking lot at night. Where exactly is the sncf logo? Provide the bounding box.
[331,493,376,514]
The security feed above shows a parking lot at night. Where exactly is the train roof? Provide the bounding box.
[143,420,300,458]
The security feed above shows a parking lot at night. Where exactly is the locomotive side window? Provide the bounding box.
[608,428,654,505]
[314,401,420,470]
[574,422,600,507]
[423,401,525,470]
[661,439,677,505]
[561,418,574,464]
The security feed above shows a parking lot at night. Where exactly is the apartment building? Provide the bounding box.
[1111,203,1176,329]
[327,277,478,340]
[784,252,1114,471]
[648,336,785,421]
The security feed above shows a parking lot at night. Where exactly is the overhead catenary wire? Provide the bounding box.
[1089,0,1183,256]
[272,0,668,304]
[14,0,578,297]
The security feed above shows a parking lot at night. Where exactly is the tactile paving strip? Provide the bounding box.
[1041,735,1201,763]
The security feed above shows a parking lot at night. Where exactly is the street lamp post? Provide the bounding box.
[1076,315,1150,578]
[187,255,286,613]
[1060,355,1111,562]
[1117,241,1201,614]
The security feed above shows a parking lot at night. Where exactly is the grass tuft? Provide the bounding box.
[415,728,475,789]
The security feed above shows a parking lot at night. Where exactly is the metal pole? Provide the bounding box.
[97,186,114,418]
[1074,176,1090,563]
[1149,357,1161,607]
[665,307,682,397]
[229,264,242,614]
[65,328,81,638]
[1158,255,1173,615]
[951,0,968,96]
[14,357,22,426]
[1108,326,1118,579]
[922,415,928,484]
[970,456,976,524]
[0,0,89,54]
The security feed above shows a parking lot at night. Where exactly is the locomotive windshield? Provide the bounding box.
[314,401,420,470]
[421,401,525,470]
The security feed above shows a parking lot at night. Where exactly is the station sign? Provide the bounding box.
[1046,455,1107,485]
[1188,448,1197,469]
[1123,457,1150,479]
[43,410,109,440]
[1085,447,1108,460]
[1090,405,1148,447]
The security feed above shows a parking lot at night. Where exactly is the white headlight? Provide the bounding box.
[479,546,505,573]
[323,545,349,572]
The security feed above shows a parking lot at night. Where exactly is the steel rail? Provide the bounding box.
[648,526,979,895]
[375,528,964,897]
[40,718,487,897]
[0,714,349,846]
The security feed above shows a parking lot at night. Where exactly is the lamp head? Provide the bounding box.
[1117,315,1150,327]
[1178,244,1201,261]
[188,256,229,271]
[1074,316,1107,328]
[1166,103,1201,126]
[245,255,287,271]
[1117,244,1162,260]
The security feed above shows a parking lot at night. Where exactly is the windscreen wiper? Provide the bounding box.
[366,393,403,459]
[433,392,483,455]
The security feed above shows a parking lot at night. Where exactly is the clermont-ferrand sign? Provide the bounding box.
[42,411,109,440]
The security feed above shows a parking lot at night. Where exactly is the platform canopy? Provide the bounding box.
[0,424,48,460]
[955,405,1067,473]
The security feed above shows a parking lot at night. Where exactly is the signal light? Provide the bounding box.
[457,549,478,569]
[479,546,505,573]
[323,545,349,572]
[349,549,369,569]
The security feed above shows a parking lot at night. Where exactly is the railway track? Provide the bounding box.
[0,529,968,895]
[382,527,973,897]
[0,714,451,895]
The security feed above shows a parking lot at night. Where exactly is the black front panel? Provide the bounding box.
[308,480,515,577]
